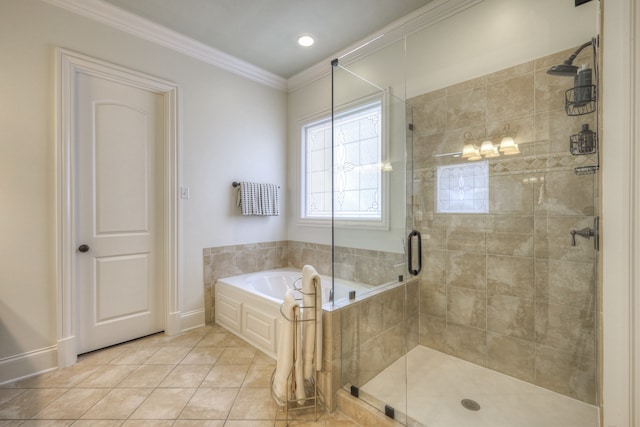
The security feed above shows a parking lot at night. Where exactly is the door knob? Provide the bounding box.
[78,244,90,253]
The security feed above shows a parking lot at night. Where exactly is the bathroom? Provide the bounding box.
[0,0,638,426]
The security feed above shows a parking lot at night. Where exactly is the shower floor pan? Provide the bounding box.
[360,346,598,427]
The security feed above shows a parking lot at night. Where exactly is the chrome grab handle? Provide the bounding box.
[407,230,422,276]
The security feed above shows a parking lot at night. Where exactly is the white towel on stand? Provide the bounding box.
[302,265,323,380]
[273,289,306,405]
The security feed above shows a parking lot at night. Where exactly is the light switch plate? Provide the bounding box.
[180,186,190,199]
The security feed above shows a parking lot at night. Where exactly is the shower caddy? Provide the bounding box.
[270,279,323,425]
[563,37,599,175]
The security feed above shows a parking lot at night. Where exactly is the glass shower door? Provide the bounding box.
[331,40,419,423]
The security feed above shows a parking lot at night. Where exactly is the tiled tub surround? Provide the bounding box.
[203,241,405,324]
[203,241,407,411]
[408,46,598,404]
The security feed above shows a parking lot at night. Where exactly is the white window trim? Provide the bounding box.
[297,91,390,231]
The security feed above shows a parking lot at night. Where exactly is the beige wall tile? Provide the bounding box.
[419,314,446,351]
[486,218,534,257]
[535,303,596,358]
[486,74,534,122]
[534,345,596,404]
[535,170,595,216]
[446,87,487,130]
[446,251,486,291]
[535,259,596,310]
[447,287,486,329]
[446,324,487,366]
[420,281,446,318]
[490,174,534,215]
[487,255,534,298]
[486,294,535,340]
[487,333,535,382]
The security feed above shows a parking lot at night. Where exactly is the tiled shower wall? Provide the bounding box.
[409,46,598,403]
[203,240,405,324]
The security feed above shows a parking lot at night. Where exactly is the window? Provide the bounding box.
[436,161,489,213]
[301,100,384,223]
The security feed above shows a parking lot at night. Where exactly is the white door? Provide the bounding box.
[75,71,165,354]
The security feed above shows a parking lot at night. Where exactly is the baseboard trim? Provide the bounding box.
[0,346,58,385]
[57,335,77,368]
[180,309,205,332]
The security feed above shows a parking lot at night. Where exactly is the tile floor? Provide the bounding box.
[0,324,358,427]
[361,346,599,427]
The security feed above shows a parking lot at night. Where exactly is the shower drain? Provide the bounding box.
[461,399,481,411]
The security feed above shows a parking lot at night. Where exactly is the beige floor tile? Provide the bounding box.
[32,388,109,419]
[180,347,224,365]
[13,365,99,389]
[201,365,249,388]
[158,365,211,388]
[178,387,238,420]
[161,330,208,347]
[76,346,127,366]
[252,352,276,366]
[144,347,191,365]
[118,365,175,388]
[228,388,277,420]
[0,389,25,405]
[242,365,274,388]
[196,333,252,348]
[173,420,224,426]
[80,388,152,420]
[121,421,174,426]
[217,348,257,365]
[226,421,275,427]
[17,421,74,426]
[68,421,123,426]
[130,388,195,420]
[109,348,159,365]
[77,365,137,388]
[0,421,23,427]
[0,389,66,419]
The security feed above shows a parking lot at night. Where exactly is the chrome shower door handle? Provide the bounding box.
[408,230,422,276]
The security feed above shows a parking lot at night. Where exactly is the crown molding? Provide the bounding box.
[286,0,484,93]
[41,0,288,91]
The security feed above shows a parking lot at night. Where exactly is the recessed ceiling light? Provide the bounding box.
[297,35,314,47]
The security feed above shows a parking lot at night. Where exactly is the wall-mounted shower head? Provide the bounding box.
[547,62,580,76]
[546,39,594,76]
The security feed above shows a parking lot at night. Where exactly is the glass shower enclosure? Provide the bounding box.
[330,2,600,426]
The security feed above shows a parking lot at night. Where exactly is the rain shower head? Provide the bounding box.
[546,39,594,76]
[547,63,580,76]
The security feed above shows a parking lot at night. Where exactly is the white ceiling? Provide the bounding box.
[100,0,434,79]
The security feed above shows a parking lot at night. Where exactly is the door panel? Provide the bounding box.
[75,71,164,354]
[95,103,149,234]
[95,254,149,322]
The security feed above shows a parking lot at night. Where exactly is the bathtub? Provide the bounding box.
[214,268,373,358]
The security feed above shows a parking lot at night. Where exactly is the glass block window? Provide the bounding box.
[302,100,382,220]
[436,161,489,213]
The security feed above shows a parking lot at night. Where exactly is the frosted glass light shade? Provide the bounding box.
[462,144,479,158]
[499,136,516,152]
[480,139,494,154]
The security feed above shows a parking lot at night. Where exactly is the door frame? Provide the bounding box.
[55,48,179,367]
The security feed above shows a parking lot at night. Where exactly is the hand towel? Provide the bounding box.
[235,182,279,216]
